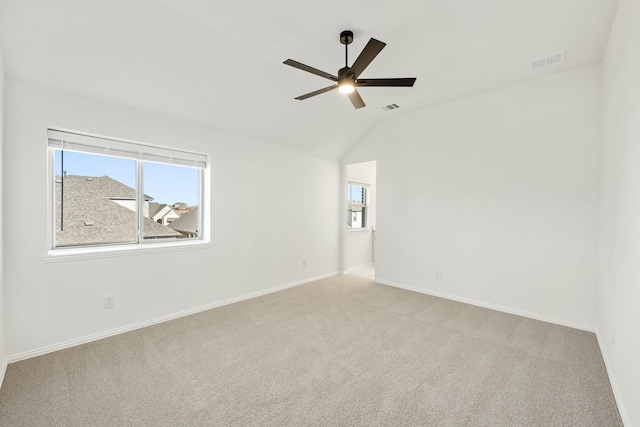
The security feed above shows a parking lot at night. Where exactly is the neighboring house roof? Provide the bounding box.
[150,204,179,222]
[168,206,199,234]
[55,175,181,247]
[148,202,163,218]
[173,206,192,216]
[72,175,153,201]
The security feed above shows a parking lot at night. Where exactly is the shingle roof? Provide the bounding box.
[65,175,153,200]
[168,206,199,235]
[148,202,164,217]
[55,175,181,247]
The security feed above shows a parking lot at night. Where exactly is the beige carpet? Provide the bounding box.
[0,275,623,426]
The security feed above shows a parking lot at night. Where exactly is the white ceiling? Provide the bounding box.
[0,0,620,160]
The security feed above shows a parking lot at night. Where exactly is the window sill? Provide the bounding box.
[347,228,372,232]
[42,240,212,263]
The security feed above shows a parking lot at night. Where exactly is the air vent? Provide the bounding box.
[530,51,566,70]
[546,52,564,65]
[530,58,547,70]
[382,103,400,111]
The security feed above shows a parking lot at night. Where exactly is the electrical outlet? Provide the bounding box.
[435,271,442,279]
[104,295,115,309]
[302,260,308,268]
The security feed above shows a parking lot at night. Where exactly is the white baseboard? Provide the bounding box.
[0,357,7,389]
[595,331,631,427]
[375,278,597,333]
[5,272,338,365]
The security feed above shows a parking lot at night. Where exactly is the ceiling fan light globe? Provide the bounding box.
[338,83,355,94]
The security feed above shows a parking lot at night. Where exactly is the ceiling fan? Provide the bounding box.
[284,30,417,109]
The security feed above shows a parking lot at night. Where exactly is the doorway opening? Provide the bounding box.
[344,161,376,280]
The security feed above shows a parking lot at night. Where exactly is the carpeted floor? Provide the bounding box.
[0,275,623,426]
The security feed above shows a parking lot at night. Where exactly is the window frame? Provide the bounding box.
[46,128,210,259]
[347,181,369,231]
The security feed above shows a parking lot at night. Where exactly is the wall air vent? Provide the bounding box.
[530,51,566,70]
[382,103,400,111]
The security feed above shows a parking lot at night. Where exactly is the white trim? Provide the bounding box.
[136,159,144,243]
[42,240,212,263]
[595,331,631,427]
[46,147,55,251]
[339,164,348,275]
[0,357,7,389]
[347,227,371,232]
[5,272,339,364]
[375,277,597,332]
[348,180,370,188]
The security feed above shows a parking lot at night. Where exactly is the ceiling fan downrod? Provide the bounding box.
[340,30,354,69]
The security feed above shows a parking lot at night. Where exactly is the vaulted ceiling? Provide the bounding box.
[0,0,620,160]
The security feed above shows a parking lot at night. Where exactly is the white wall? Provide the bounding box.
[345,161,376,271]
[599,0,640,424]
[344,64,602,329]
[3,78,340,358]
[0,41,6,382]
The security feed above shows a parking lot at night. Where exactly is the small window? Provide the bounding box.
[48,129,207,250]
[347,182,368,229]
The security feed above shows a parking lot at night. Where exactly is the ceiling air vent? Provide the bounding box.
[530,51,566,70]
[382,103,400,111]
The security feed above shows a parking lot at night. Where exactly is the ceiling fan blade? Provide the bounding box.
[356,78,417,87]
[348,38,386,79]
[347,89,366,109]
[284,59,338,82]
[295,85,337,100]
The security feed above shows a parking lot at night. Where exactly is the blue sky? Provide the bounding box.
[348,184,365,203]
[54,151,199,205]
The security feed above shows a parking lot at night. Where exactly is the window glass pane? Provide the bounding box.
[143,162,200,240]
[50,130,208,251]
[348,184,365,204]
[54,151,137,247]
[348,183,367,229]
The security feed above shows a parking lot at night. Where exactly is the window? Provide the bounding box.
[48,129,208,250]
[347,182,368,229]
